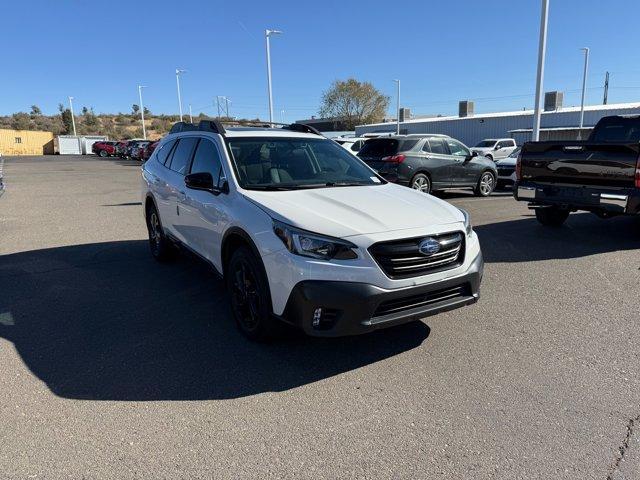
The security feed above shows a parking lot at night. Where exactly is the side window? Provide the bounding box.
[190,138,223,186]
[156,139,177,165]
[168,137,198,175]
[421,140,432,153]
[446,139,469,157]
[429,138,447,155]
[350,141,361,151]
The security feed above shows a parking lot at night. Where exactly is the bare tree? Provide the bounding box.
[319,78,389,129]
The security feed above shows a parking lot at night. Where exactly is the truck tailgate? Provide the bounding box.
[520,141,639,188]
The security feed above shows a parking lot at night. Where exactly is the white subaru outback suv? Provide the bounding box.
[141,120,483,340]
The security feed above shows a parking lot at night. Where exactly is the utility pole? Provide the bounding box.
[603,71,609,105]
[265,29,283,125]
[532,0,549,141]
[224,97,230,118]
[393,79,400,135]
[578,47,590,140]
[138,85,147,140]
[175,69,186,122]
[68,96,77,136]
[189,104,193,123]
[216,96,221,118]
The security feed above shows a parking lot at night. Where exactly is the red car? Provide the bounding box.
[142,141,159,161]
[92,141,117,157]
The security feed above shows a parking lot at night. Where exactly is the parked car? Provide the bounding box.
[514,114,640,226]
[334,137,368,153]
[357,135,498,197]
[115,141,128,157]
[472,138,518,161]
[141,120,483,340]
[495,147,521,189]
[120,139,145,158]
[92,141,117,157]
[142,141,159,161]
[130,141,153,161]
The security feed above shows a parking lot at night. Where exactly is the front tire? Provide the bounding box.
[99,150,108,157]
[410,173,431,194]
[146,203,175,261]
[474,171,496,197]
[535,207,569,227]
[226,246,276,342]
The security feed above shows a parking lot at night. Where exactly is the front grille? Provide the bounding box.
[373,284,470,318]
[368,231,464,279]
[498,167,515,176]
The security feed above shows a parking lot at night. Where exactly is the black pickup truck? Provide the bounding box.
[514,115,640,226]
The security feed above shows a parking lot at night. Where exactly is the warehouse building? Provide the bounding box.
[355,92,640,147]
[0,128,54,155]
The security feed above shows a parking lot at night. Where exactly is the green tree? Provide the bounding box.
[30,105,42,117]
[143,106,150,116]
[11,112,32,130]
[60,109,74,134]
[132,104,140,115]
[319,78,389,129]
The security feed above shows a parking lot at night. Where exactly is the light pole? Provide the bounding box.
[175,68,187,122]
[138,85,147,140]
[532,0,549,141]
[265,29,283,124]
[578,47,590,139]
[393,79,400,135]
[189,104,193,123]
[68,96,77,136]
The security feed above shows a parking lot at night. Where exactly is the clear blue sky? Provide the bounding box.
[2,0,639,121]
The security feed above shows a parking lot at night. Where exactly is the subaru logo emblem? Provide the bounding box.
[418,238,440,256]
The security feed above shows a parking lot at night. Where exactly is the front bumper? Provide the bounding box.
[280,251,483,337]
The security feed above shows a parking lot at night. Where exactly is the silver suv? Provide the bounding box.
[472,138,517,161]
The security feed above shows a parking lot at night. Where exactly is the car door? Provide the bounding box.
[163,136,199,241]
[420,138,456,188]
[444,138,475,185]
[178,137,230,265]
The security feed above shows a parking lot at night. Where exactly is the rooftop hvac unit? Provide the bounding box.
[399,108,411,122]
[544,91,564,111]
[459,101,474,118]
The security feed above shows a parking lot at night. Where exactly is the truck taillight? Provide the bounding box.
[515,153,522,180]
[381,154,406,163]
[636,154,640,188]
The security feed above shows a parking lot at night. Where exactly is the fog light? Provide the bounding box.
[312,308,322,327]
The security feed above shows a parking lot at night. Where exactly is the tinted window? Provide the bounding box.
[474,140,496,148]
[350,141,361,151]
[168,137,198,175]
[428,138,448,154]
[190,139,223,186]
[446,139,470,156]
[399,139,419,151]
[357,139,399,157]
[227,137,383,189]
[156,139,177,165]
[421,140,431,153]
[508,147,521,158]
[590,117,640,142]
[497,140,514,148]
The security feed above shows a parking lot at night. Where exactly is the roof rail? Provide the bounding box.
[169,122,198,134]
[198,119,226,134]
[285,123,323,136]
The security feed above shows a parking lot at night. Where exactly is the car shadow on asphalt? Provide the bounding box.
[475,212,640,263]
[0,240,430,401]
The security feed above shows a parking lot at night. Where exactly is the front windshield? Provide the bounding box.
[227,137,384,190]
[508,147,521,158]
[474,140,496,148]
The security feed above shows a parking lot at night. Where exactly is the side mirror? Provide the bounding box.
[494,145,501,150]
[465,152,476,162]
[185,173,230,195]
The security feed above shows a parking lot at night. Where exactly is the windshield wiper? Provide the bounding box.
[324,181,371,187]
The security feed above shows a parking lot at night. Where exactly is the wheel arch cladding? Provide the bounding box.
[221,227,264,278]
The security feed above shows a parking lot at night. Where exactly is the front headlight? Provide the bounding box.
[273,220,358,260]
[459,209,473,236]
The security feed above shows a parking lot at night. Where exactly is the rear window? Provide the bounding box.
[590,117,640,143]
[357,138,418,157]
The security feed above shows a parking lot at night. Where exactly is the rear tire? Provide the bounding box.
[145,203,175,262]
[99,150,108,157]
[226,246,277,342]
[410,173,431,194]
[474,171,496,197]
[535,207,569,227]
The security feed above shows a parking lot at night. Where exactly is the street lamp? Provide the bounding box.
[578,47,590,139]
[265,29,283,125]
[532,0,549,141]
[138,85,147,140]
[68,96,77,136]
[393,79,401,135]
[175,68,187,122]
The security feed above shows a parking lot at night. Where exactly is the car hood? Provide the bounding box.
[241,183,463,238]
[496,158,517,166]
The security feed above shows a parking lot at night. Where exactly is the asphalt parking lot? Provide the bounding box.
[1,155,639,479]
